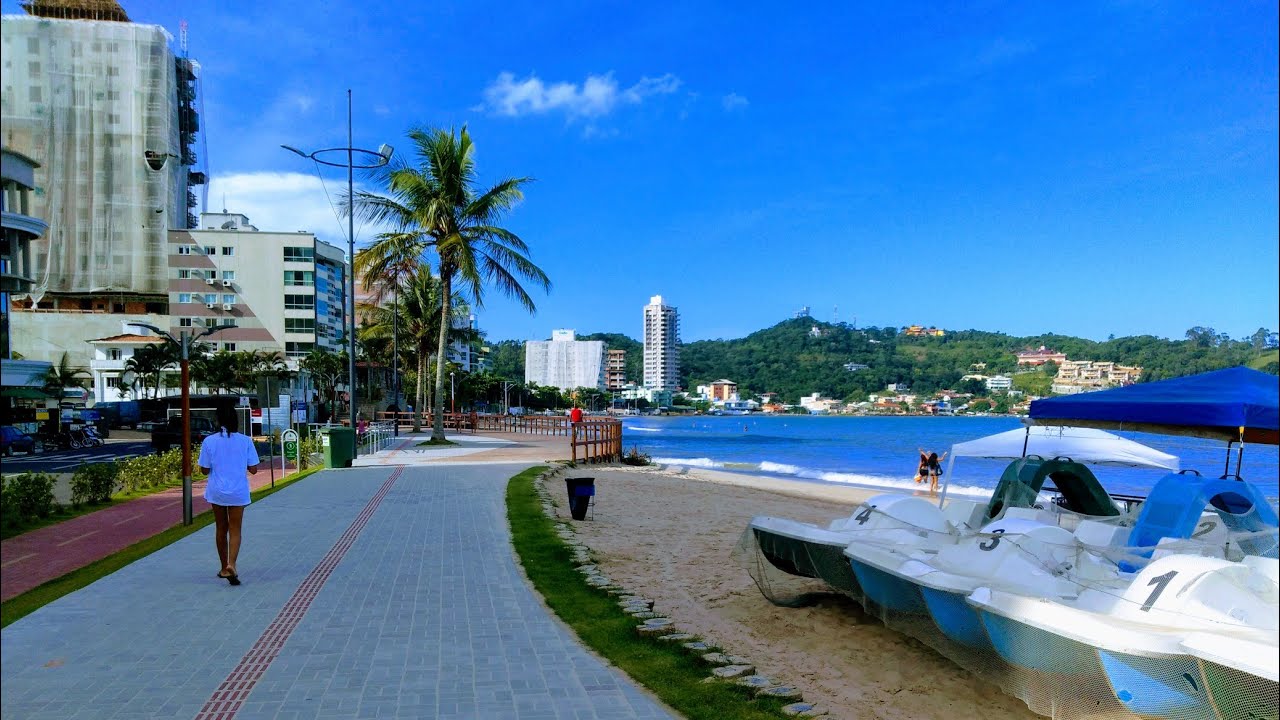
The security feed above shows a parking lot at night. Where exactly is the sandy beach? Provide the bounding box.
[540,465,1039,720]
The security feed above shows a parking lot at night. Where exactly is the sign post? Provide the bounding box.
[282,428,299,465]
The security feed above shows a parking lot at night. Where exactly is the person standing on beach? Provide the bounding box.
[915,449,930,484]
[927,451,947,493]
[199,405,260,586]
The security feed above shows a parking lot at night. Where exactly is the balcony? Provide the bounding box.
[90,358,129,372]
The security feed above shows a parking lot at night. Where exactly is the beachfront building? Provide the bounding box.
[986,375,1013,391]
[904,325,945,337]
[642,295,680,391]
[1051,360,1143,395]
[1,1,203,302]
[1016,346,1068,367]
[524,329,605,392]
[86,325,160,403]
[707,379,738,402]
[167,212,347,361]
[605,348,627,391]
[799,393,840,414]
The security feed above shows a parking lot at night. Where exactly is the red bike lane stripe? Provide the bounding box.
[194,467,404,720]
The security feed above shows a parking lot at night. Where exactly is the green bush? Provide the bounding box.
[620,446,652,466]
[4,472,57,522]
[115,447,203,494]
[299,435,324,469]
[69,463,121,506]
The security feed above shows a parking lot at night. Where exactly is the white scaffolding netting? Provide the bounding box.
[1,14,182,296]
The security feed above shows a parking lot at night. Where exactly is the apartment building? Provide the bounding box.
[1052,360,1143,395]
[642,295,679,391]
[1016,346,1068,366]
[605,348,627,391]
[2,147,45,359]
[166,212,346,361]
[524,329,605,391]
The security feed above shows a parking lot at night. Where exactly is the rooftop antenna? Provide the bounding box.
[833,305,838,325]
[222,193,226,214]
[179,20,188,57]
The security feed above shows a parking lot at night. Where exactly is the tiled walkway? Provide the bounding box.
[0,464,674,720]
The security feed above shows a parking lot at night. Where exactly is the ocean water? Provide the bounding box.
[621,415,1280,502]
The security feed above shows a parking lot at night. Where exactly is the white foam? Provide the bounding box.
[759,461,804,475]
[654,457,725,469]
[624,425,662,433]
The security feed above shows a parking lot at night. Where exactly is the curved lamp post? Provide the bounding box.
[130,321,236,525]
[281,90,392,454]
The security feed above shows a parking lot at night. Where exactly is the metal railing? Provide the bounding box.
[358,421,396,453]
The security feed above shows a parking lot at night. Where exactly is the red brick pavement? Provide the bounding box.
[0,461,297,602]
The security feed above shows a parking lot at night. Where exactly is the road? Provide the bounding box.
[1,440,153,474]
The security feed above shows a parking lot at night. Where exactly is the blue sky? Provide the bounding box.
[9,0,1276,343]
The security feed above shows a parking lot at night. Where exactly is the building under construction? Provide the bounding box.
[1,0,204,304]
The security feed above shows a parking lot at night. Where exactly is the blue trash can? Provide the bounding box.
[565,477,595,520]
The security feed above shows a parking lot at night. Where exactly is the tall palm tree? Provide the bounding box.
[353,125,550,440]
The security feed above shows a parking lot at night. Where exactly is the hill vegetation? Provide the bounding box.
[486,321,1277,404]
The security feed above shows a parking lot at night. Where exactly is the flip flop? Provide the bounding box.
[225,573,241,586]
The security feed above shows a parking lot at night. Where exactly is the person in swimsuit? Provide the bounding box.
[927,451,947,494]
[915,449,930,484]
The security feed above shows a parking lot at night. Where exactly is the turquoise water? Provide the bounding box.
[620,415,1280,502]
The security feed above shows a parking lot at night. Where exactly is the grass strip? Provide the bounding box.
[506,467,791,720]
[416,438,458,447]
[1,466,326,628]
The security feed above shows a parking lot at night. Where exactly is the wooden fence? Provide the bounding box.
[373,411,623,462]
[571,419,623,464]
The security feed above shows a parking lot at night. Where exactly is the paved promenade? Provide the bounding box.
[1,463,673,719]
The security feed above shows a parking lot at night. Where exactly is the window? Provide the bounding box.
[178,269,191,279]
[179,318,193,327]
[204,246,215,255]
[27,38,39,53]
[177,246,191,255]
[28,86,41,103]
[221,247,234,256]
[285,318,315,333]
[222,270,235,281]
[107,349,122,361]
[178,293,192,304]
[283,270,314,286]
[220,318,236,327]
[222,294,235,304]
[223,343,237,352]
[286,342,314,357]
[283,246,314,261]
[207,270,216,279]
[284,294,314,310]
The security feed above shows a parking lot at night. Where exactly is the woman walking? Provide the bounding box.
[198,406,260,585]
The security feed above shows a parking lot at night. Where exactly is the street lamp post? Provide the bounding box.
[282,89,393,457]
[450,372,456,414]
[392,283,399,437]
[130,322,235,525]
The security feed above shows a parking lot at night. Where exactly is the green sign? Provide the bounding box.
[282,429,299,461]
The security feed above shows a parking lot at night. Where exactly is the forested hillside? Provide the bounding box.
[486,321,1277,403]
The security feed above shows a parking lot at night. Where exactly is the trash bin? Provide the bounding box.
[565,477,595,521]
[321,427,356,468]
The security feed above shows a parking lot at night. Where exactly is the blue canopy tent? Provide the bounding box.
[1029,366,1279,477]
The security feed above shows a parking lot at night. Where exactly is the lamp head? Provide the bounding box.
[377,144,394,162]
[281,144,308,158]
[128,322,166,337]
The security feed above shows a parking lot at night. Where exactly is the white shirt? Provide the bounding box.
[198,431,260,507]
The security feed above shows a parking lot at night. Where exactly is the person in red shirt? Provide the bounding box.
[569,406,583,423]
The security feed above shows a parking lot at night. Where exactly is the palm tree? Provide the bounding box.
[353,125,550,440]
[357,269,473,431]
[43,352,91,401]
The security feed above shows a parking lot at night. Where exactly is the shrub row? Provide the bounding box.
[69,463,121,506]
[2,472,57,528]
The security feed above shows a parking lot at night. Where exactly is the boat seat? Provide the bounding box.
[942,499,986,531]
[1124,473,1280,571]
[1001,507,1055,524]
[1074,519,1131,548]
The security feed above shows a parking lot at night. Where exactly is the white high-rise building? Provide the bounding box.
[524,329,605,391]
[643,295,679,391]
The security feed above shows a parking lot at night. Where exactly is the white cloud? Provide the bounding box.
[206,172,389,254]
[722,92,749,111]
[479,71,681,119]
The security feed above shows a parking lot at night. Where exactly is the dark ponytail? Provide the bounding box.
[215,405,239,437]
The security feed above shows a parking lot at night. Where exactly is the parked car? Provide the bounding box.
[150,416,218,453]
[1,425,37,456]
